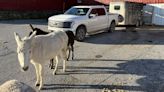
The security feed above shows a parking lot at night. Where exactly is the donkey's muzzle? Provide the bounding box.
[22,66,29,71]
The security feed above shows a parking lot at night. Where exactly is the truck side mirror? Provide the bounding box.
[89,14,96,18]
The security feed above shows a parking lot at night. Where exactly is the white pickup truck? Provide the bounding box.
[48,5,119,41]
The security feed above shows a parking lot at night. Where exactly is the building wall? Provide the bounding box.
[0,0,163,11]
[0,0,77,19]
[0,0,163,19]
[0,0,77,11]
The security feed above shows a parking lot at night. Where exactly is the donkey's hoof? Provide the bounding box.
[49,65,54,69]
[35,83,40,87]
[63,70,66,73]
[53,72,57,75]
[38,86,43,90]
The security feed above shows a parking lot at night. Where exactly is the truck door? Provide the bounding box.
[87,9,99,32]
[96,8,108,30]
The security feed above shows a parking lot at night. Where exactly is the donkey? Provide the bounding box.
[29,24,75,69]
[29,24,54,69]
[14,31,68,90]
[29,24,48,36]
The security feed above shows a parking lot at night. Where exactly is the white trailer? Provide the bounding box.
[143,3,164,26]
[109,1,145,27]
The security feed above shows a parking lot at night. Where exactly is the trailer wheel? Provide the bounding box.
[136,20,140,27]
[139,20,143,26]
[108,21,116,32]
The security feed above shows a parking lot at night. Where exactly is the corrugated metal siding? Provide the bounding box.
[143,4,164,25]
[151,4,164,25]
[143,5,154,24]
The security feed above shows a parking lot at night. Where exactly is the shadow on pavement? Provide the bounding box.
[43,59,164,92]
[118,59,164,92]
[84,27,164,45]
[56,66,127,75]
[43,84,142,91]
[73,58,126,61]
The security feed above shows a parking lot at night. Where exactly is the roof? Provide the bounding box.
[73,5,105,8]
[97,0,164,4]
[122,0,164,3]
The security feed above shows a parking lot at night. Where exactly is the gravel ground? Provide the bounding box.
[0,20,164,92]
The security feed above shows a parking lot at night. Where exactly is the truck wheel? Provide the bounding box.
[75,26,86,41]
[108,21,116,32]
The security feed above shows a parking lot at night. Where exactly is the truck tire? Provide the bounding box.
[108,21,116,32]
[75,26,86,41]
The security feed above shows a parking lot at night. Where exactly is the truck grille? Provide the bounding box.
[49,21,71,28]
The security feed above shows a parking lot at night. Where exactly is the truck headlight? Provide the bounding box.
[63,21,74,28]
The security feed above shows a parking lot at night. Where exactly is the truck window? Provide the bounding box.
[65,8,89,16]
[114,5,120,10]
[90,9,98,16]
[90,8,106,16]
[97,8,106,16]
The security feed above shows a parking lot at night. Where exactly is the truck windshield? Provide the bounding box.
[65,8,89,16]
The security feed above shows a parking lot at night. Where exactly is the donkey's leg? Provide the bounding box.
[71,45,74,60]
[35,63,40,86]
[67,46,71,61]
[31,61,40,87]
[53,56,59,75]
[49,59,52,69]
[62,49,67,72]
[38,64,44,90]
[49,59,54,69]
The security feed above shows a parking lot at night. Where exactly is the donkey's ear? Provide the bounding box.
[14,32,22,44]
[29,24,34,31]
[29,31,36,39]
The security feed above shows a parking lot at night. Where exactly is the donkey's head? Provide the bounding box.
[14,31,36,71]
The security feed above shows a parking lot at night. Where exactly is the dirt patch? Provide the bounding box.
[0,41,15,57]
[95,55,103,58]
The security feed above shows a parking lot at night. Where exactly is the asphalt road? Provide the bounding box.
[1,20,164,92]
